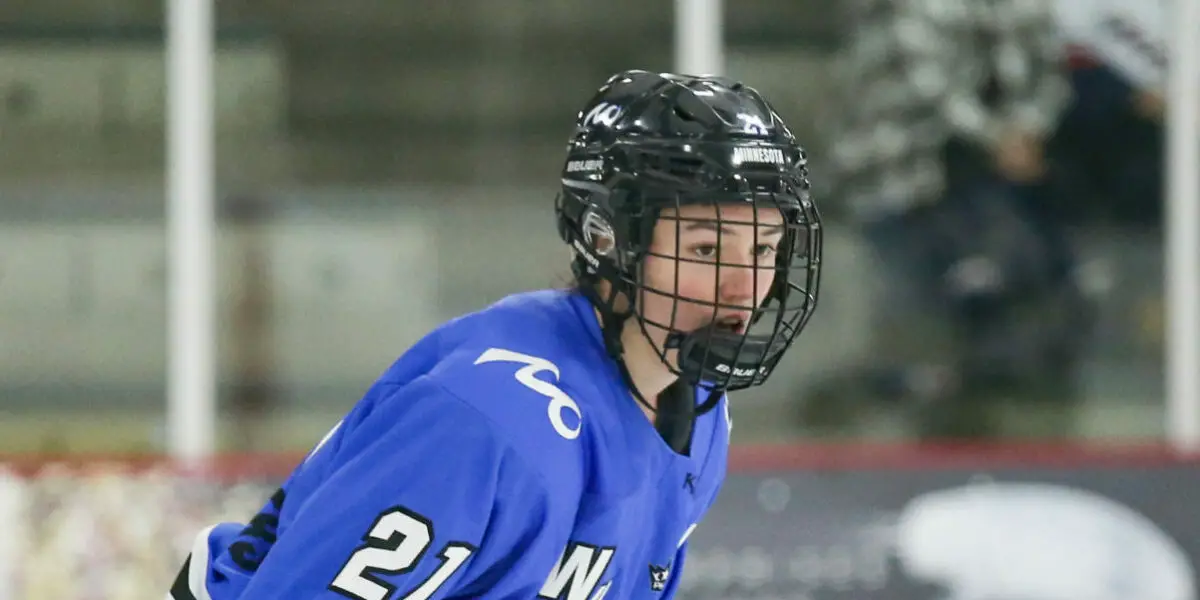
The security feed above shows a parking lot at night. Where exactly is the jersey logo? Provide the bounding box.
[648,562,671,592]
[474,348,583,439]
[538,542,616,600]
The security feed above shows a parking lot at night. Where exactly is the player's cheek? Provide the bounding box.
[646,255,681,294]
[684,282,718,321]
[670,285,706,317]
[755,267,776,304]
[646,290,681,329]
[691,263,721,300]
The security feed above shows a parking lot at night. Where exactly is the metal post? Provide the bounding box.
[166,0,217,462]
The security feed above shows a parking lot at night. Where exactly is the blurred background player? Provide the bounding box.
[801,0,1093,438]
[167,70,822,600]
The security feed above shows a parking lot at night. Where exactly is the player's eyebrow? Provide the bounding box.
[683,221,785,236]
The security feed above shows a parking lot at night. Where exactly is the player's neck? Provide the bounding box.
[617,324,678,419]
[588,306,676,421]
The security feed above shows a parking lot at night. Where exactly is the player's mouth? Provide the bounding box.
[713,313,750,334]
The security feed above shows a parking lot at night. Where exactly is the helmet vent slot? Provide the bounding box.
[672,105,699,122]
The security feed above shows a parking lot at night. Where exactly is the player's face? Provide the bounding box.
[640,203,784,337]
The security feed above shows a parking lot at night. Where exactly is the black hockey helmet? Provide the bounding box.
[556,70,822,411]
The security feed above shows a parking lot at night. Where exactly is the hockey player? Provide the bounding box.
[168,70,822,600]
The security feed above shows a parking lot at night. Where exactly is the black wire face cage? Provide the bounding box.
[558,136,821,412]
[626,189,821,397]
[559,188,821,402]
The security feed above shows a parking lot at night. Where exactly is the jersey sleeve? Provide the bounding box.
[175,377,554,600]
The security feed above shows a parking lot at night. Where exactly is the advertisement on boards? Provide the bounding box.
[680,446,1199,600]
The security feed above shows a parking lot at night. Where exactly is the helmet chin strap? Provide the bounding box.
[571,239,717,454]
[577,280,702,455]
[607,313,698,455]
[571,255,664,417]
[664,325,740,415]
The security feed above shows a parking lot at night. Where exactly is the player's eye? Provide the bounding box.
[754,244,777,258]
[691,244,718,259]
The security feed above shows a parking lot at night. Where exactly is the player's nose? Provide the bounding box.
[717,254,758,308]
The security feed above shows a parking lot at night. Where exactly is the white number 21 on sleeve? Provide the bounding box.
[330,506,475,600]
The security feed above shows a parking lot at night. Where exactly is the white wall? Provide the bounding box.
[0,218,440,388]
[0,204,875,402]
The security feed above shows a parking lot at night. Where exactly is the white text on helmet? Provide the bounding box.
[566,159,604,173]
[731,146,785,165]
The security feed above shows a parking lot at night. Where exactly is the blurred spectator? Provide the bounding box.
[1050,0,1166,226]
[801,0,1092,438]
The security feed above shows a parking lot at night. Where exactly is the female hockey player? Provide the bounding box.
[169,69,822,600]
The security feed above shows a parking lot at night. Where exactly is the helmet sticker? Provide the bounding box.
[581,210,616,257]
[581,102,623,128]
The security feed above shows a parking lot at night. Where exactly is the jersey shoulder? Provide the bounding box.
[376,290,605,499]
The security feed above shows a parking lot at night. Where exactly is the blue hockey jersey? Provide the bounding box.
[169,289,730,600]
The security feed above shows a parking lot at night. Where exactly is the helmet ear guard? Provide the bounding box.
[558,187,631,281]
[557,187,640,367]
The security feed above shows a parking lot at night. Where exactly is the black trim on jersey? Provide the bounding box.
[168,524,217,600]
[169,555,198,600]
[655,380,696,455]
[228,487,286,572]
